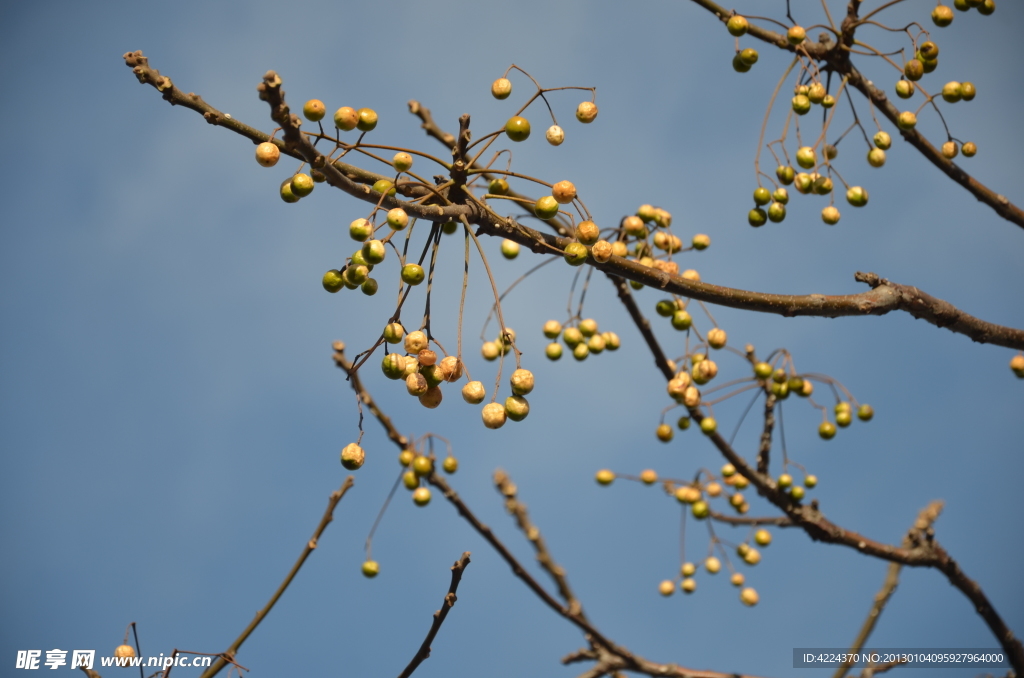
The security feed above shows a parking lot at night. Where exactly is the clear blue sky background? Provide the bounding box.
[1,1,1022,677]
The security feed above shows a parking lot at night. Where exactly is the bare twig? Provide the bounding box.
[396,552,472,678]
[494,469,587,618]
[832,501,943,678]
[197,476,355,678]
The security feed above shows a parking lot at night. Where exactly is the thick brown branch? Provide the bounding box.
[840,63,1024,229]
[198,476,355,678]
[396,552,471,678]
[126,58,1024,350]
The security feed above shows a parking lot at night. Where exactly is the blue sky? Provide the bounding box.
[1,1,1022,677]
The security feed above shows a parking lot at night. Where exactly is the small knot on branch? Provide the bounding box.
[855,271,885,288]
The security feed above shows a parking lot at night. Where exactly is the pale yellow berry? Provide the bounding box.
[462,381,486,404]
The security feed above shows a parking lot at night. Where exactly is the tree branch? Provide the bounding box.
[684,0,1024,230]
[125,57,1024,350]
[396,552,472,678]
[832,501,943,678]
[197,476,355,678]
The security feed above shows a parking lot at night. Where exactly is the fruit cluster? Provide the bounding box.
[723,2,993,227]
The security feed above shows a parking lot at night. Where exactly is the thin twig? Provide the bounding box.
[396,552,472,678]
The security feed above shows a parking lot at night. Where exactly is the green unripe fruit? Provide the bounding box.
[807,83,826,104]
[563,327,584,347]
[778,473,793,488]
[846,186,869,207]
[796,146,816,169]
[897,111,917,130]
[940,81,962,103]
[401,263,425,285]
[858,404,874,421]
[441,221,458,235]
[505,395,530,422]
[700,417,717,435]
[501,239,520,259]
[821,206,841,225]
[821,94,836,108]
[350,218,373,241]
[534,195,560,219]
[323,269,344,293]
[812,176,833,195]
[412,455,432,476]
[361,240,386,265]
[403,470,419,490]
[776,165,795,185]
[794,173,813,194]
[691,500,709,519]
[563,242,588,266]
[543,320,563,338]
[412,487,432,506]
[578,318,598,337]
[602,331,620,350]
[867,148,887,168]
[381,353,407,379]
[692,234,711,250]
[732,54,750,73]
[818,421,837,439]
[726,14,748,36]
[754,528,772,546]
[672,310,692,330]
[372,179,396,197]
[772,188,789,204]
[748,208,767,227]
[754,362,772,379]
[753,187,771,205]
[392,152,413,172]
[340,443,365,470]
[488,178,509,195]
[960,82,976,100]
[545,342,563,360]
[877,130,895,150]
[656,299,677,317]
[954,0,970,9]
[804,474,818,488]
[677,416,691,430]
[421,364,444,388]
[656,423,673,442]
[361,560,380,578]
[792,94,811,115]
[920,41,939,61]
[334,107,358,131]
[345,264,369,285]
[290,173,313,198]
[978,0,994,14]
[787,25,806,45]
[303,99,326,121]
[739,48,759,66]
[790,486,805,501]
[443,456,458,474]
[572,343,590,361]
[505,116,531,142]
[962,142,977,157]
[932,5,954,25]
[824,144,838,160]
[767,202,786,223]
[356,108,378,131]
[921,56,938,73]
[383,323,405,344]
